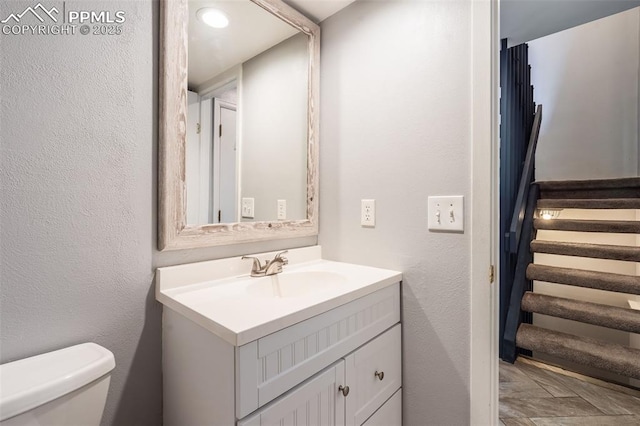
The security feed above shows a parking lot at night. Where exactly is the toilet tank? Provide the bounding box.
[0,343,115,425]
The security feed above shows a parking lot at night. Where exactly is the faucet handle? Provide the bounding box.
[274,250,289,265]
[241,256,263,274]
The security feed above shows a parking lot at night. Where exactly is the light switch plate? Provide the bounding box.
[241,198,254,219]
[428,196,464,232]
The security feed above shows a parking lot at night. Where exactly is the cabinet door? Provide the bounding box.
[344,324,402,426]
[362,390,402,426]
[239,361,346,426]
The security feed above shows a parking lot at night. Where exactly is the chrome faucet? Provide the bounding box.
[242,251,289,277]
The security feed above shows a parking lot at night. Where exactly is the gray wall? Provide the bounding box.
[2,0,474,424]
[529,7,639,181]
[0,1,315,425]
[0,1,160,424]
[241,33,308,222]
[319,1,472,424]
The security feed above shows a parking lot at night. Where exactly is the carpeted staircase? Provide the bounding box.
[514,177,640,380]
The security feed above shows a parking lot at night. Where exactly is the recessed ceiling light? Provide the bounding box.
[197,8,229,29]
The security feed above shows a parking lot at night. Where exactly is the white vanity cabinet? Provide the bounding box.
[162,283,402,426]
[239,324,402,426]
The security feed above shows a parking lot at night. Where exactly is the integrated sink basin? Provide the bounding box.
[156,246,402,346]
[245,271,347,298]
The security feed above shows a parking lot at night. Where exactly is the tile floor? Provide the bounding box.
[499,358,640,425]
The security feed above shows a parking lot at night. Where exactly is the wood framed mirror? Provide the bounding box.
[159,0,320,251]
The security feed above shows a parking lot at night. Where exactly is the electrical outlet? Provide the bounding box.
[277,199,286,220]
[361,199,375,227]
[241,198,254,219]
[428,196,464,232]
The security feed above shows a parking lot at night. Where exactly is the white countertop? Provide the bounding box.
[156,246,402,346]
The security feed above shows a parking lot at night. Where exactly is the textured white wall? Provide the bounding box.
[529,7,640,181]
[319,1,472,423]
[0,1,316,425]
[241,33,308,222]
[1,0,479,423]
[0,2,160,424]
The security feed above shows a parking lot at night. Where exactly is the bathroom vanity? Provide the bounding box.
[157,0,402,422]
[156,246,402,426]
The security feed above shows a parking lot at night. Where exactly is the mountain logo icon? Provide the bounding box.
[1,3,59,24]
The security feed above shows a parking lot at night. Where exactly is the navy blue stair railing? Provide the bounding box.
[501,104,542,363]
[499,38,541,361]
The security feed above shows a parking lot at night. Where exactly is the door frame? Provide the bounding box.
[470,0,500,424]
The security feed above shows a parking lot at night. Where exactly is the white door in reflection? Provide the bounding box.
[214,99,237,223]
[186,90,239,225]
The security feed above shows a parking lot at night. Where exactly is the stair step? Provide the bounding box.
[537,178,640,200]
[530,240,640,262]
[534,219,640,234]
[516,324,640,380]
[537,177,640,191]
[521,292,640,333]
[537,198,640,209]
[526,264,640,295]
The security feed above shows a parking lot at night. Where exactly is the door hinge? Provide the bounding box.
[219,124,222,137]
[489,265,495,284]
[196,123,201,134]
[218,210,221,223]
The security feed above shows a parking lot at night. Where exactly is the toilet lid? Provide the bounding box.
[0,343,115,421]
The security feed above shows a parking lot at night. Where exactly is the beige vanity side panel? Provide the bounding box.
[163,308,235,426]
[236,284,400,419]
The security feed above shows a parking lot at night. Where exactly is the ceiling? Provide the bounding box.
[189,0,640,86]
[188,1,297,88]
[283,0,356,23]
[502,0,640,46]
[188,0,356,90]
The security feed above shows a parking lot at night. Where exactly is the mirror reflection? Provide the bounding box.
[186,0,309,226]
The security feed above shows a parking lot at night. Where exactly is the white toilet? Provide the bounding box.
[0,343,115,425]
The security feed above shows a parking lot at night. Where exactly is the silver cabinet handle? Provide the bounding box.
[375,371,384,381]
[338,385,350,397]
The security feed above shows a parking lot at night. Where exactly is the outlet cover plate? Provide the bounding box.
[277,199,286,220]
[428,196,464,232]
[241,198,255,219]
[361,199,375,227]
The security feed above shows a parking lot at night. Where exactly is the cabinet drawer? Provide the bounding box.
[236,284,400,418]
[362,389,402,426]
[345,324,402,426]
